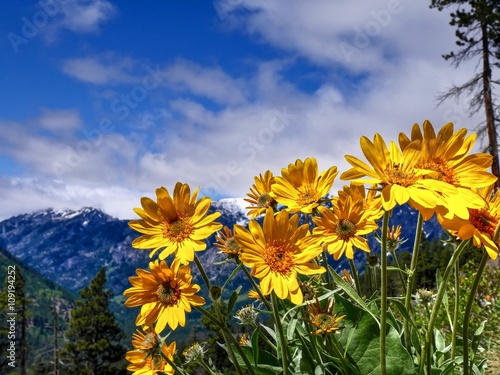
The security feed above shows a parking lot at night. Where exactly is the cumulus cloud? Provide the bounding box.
[1,1,487,221]
[214,0,455,72]
[163,59,248,105]
[0,176,139,221]
[62,54,139,85]
[37,108,82,132]
[39,0,116,41]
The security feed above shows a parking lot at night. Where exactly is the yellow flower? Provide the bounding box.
[234,208,326,305]
[126,340,176,375]
[244,170,277,218]
[399,121,495,219]
[335,183,383,221]
[271,158,338,213]
[131,327,160,351]
[248,289,262,300]
[439,185,500,260]
[124,258,205,333]
[214,225,240,258]
[304,298,346,335]
[341,133,456,214]
[375,225,407,252]
[239,334,250,346]
[129,182,222,264]
[313,195,378,260]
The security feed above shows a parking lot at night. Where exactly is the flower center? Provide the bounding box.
[469,209,497,236]
[156,283,181,306]
[164,218,192,242]
[141,332,158,349]
[311,313,339,332]
[225,238,240,254]
[257,193,272,208]
[150,354,164,370]
[264,242,294,275]
[335,219,356,240]
[384,163,418,187]
[420,159,458,185]
[298,186,318,206]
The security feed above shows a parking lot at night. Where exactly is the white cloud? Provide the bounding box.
[62,54,139,85]
[0,177,139,221]
[215,0,455,72]
[39,0,116,40]
[1,1,491,221]
[164,59,248,105]
[37,108,82,131]
[57,0,116,33]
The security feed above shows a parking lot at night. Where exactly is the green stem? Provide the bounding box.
[240,262,273,311]
[380,211,390,375]
[212,302,245,375]
[348,258,362,296]
[404,212,423,354]
[367,266,374,296]
[159,352,189,375]
[328,334,354,375]
[390,249,407,295]
[195,306,255,375]
[194,254,212,290]
[463,252,489,375]
[418,239,470,375]
[271,292,289,375]
[192,257,251,375]
[322,250,333,289]
[197,358,218,375]
[252,323,277,351]
[451,260,460,360]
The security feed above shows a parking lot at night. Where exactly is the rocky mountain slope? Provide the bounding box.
[0,199,444,297]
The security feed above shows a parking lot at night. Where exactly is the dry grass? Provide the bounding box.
[486,346,500,375]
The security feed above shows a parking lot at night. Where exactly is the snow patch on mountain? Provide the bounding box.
[212,198,249,225]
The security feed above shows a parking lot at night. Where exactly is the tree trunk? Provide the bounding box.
[481,21,500,189]
[52,306,59,375]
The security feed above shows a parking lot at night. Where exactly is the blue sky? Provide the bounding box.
[0,0,484,220]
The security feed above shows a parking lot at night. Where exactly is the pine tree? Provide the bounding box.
[60,267,126,375]
[430,0,500,187]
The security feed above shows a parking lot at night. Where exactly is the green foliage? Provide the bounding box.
[198,300,236,374]
[0,246,76,374]
[60,267,127,375]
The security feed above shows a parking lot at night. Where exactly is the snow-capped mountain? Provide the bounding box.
[0,200,443,296]
[0,200,251,295]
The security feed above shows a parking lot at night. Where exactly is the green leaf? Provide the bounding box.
[390,298,418,332]
[222,343,282,375]
[252,327,260,367]
[386,266,407,274]
[286,316,298,341]
[227,286,241,314]
[260,323,277,343]
[471,320,486,361]
[335,294,415,375]
[434,329,446,352]
[331,268,381,326]
[221,263,243,290]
